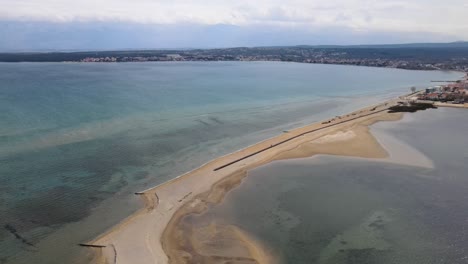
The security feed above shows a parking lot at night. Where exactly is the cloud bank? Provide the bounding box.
[2,0,467,35]
[0,0,467,50]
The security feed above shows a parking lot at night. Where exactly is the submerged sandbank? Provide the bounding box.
[89,97,425,264]
[160,111,405,264]
[189,107,468,264]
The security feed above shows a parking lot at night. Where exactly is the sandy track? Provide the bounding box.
[90,100,404,264]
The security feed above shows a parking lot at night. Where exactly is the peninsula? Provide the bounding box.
[2,42,468,72]
[84,77,467,264]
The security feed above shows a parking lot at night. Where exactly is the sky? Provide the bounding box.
[1,0,467,51]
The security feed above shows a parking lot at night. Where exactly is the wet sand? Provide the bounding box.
[90,99,408,264]
[434,102,468,108]
[192,107,468,264]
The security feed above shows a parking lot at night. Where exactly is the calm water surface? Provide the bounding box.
[200,108,468,264]
[0,62,461,263]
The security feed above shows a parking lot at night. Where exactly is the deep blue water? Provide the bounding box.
[0,61,461,263]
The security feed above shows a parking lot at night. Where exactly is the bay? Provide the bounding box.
[0,61,461,263]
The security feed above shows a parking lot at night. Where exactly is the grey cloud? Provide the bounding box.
[0,21,460,52]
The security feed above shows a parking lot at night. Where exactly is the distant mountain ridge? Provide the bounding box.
[2,42,468,54]
[1,42,468,72]
[293,41,468,49]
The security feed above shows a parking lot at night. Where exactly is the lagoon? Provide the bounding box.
[196,108,468,264]
[0,62,461,263]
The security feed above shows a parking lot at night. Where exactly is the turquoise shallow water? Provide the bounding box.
[0,61,461,263]
[198,108,468,264]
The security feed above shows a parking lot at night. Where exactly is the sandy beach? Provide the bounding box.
[89,98,414,264]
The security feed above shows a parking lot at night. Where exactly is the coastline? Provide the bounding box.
[88,96,415,264]
[167,103,468,264]
[1,62,464,264]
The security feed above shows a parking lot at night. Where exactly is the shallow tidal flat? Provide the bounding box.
[176,108,468,264]
[0,62,462,264]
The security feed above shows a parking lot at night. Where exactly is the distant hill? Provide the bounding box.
[294,41,468,49]
[0,42,468,72]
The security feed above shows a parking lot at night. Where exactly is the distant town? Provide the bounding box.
[2,43,468,72]
[406,75,468,107]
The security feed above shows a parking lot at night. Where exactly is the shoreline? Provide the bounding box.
[88,95,415,264]
[160,113,403,264]
[2,61,466,77]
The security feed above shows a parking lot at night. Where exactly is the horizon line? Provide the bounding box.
[1,41,468,54]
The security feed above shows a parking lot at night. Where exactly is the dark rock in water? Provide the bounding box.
[209,116,224,124]
[196,119,211,126]
[4,224,35,248]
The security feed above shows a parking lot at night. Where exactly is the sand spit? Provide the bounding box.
[311,130,357,144]
[90,100,411,264]
[434,102,468,109]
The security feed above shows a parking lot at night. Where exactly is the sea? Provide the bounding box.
[0,61,462,263]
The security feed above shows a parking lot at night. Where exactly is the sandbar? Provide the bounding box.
[89,98,420,264]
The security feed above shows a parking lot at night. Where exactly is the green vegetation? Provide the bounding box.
[388,103,437,113]
[1,43,468,71]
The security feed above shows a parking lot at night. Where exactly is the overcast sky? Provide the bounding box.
[1,0,467,51]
